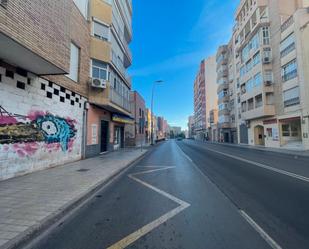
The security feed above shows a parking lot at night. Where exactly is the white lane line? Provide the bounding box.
[204,147,309,183]
[135,165,175,168]
[107,167,190,249]
[239,210,282,249]
[176,143,282,249]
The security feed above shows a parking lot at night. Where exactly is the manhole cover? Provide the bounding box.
[76,168,90,172]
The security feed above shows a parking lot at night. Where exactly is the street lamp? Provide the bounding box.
[151,80,164,145]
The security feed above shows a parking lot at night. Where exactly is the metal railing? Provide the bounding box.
[281,16,294,32]
[109,87,131,112]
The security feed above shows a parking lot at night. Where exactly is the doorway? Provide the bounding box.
[254,125,265,146]
[100,120,109,152]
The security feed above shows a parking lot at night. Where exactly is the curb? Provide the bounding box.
[200,141,309,158]
[2,148,153,249]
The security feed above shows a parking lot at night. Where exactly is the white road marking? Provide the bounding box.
[107,167,190,249]
[136,165,175,168]
[239,210,282,249]
[203,147,309,183]
[176,143,283,249]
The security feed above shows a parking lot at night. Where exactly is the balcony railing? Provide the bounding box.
[109,87,131,113]
[280,42,295,58]
[282,70,297,82]
[111,50,131,87]
[281,16,294,33]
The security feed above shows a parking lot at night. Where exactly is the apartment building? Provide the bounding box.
[0,0,90,180]
[233,0,309,150]
[193,57,218,140]
[85,0,133,157]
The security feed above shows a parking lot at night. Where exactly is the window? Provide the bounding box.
[282,124,290,137]
[73,0,88,18]
[246,78,254,92]
[68,43,80,82]
[283,86,300,107]
[93,21,109,41]
[240,65,246,78]
[262,27,270,45]
[282,59,297,82]
[280,33,295,57]
[92,60,108,80]
[248,98,254,110]
[219,103,228,111]
[246,59,253,72]
[251,32,260,51]
[253,52,260,66]
[218,90,228,98]
[255,94,263,108]
[254,72,262,87]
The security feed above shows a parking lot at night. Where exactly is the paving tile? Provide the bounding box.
[0,149,146,245]
[0,239,9,247]
[0,231,19,240]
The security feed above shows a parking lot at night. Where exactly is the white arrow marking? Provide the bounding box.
[107,166,190,249]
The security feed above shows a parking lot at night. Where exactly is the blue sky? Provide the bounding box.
[129,0,239,130]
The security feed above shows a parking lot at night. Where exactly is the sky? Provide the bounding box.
[129,0,239,130]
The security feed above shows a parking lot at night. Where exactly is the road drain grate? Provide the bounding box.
[76,168,90,172]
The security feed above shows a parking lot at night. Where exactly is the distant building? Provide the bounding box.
[169,126,182,138]
[194,57,218,141]
[125,91,146,146]
[188,116,195,138]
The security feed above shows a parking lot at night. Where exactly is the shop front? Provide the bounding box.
[279,116,302,149]
[112,114,134,150]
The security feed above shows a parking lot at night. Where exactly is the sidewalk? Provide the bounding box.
[0,148,148,249]
[204,141,309,157]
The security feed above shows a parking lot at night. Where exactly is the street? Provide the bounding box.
[22,140,309,249]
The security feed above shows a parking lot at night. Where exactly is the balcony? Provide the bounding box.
[109,87,131,113]
[219,108,230,116]
[218,122,231,129]
[281,16,294,33]
[282,70,297,82]
[242,104,275,120]
[90,37,111,63]
[88,85,131,116]
[111,50,131,88]
[217,83,229,93]
[218,95,229,104]
[0,32,66,75]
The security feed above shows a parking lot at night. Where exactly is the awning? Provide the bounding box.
[279,116,301,123]
[112,114,134,124]
[0,32,66,75]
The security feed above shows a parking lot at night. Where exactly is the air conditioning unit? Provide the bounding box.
[91,78,107,89]
[264,80,273,86]
[263,56,271,64]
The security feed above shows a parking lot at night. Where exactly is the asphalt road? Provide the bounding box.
[22,140,309,249]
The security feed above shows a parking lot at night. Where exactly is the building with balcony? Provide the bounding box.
[0,0,90,180]
[230,0,309,150]
[216,44,238,143]
[86,0,133,157]
[194,57,218,140]
[125,91,146,147]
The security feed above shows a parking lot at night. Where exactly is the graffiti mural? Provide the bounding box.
[0,106,77,156]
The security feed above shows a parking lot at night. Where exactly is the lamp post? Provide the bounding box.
[151,80,163,145]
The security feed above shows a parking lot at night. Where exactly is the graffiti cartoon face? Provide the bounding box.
[35,115,76,151]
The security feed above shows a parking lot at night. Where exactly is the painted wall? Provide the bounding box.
[0,66,86,180]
